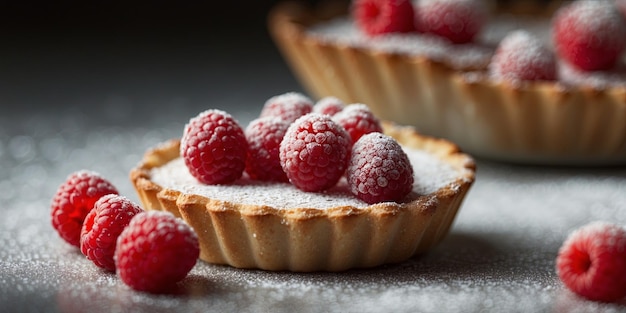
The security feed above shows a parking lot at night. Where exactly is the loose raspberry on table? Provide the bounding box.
[353,0,415,36]
[490,30,557,82]
[115,211,199,293]
[259,92,314,124]
[245,117,290,182]
[346,132,414,204]
[180,109,248,185]
[79,194,143,272]
[279,113,352,192]
[332,104,383,143]
[313,96,345,116]
[414,0,488,44]
[51,170,119,247]
[553,0,626,71]
[556,221,626,302]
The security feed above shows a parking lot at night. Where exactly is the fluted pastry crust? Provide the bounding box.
[130,122,475,272]
[268,1,626,165]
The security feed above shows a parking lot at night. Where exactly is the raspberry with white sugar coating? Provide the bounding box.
[556,221,626,302]
[180,109,248,185]
[332,104,383,143]
[51,170,119,247]
[353,0,415,36]
[553,0,626,71]
[347,132,414,204]
[245,117,290,182]
[490,30,557,82]
[279,113,352,192]
[260,92,313,123]
[115,211,199,293]
[313,96,345,116]
[415,0,488,44]
[80,194,143,272]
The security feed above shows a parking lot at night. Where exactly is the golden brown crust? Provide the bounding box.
[268,1,626,165]
[130,122,475,272]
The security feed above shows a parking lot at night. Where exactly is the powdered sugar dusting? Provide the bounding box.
[150,145,462,209]
[309,18,493,70]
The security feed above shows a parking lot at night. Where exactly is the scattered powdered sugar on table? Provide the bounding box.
[150,146,462,209]
[4,112,626,313]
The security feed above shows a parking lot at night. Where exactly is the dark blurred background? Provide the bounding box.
[0,0,326,128]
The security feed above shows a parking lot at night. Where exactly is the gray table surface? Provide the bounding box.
[2,12,626,313]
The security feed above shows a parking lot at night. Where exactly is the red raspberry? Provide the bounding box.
[414,0,488,44]
[245,117,290,182]
[180,109,248,185]
[313,96,345,116]
[489,30,557,82]
[332,104,383,143]
[553,0,626,71]
[115,211,199,293]
[346,132,414,204]
[279,113,352,192]
[50,170,119,247]
[259,92,313,124]
[79,194,143,272]
[556,221,626,302]
[353,0,415,36]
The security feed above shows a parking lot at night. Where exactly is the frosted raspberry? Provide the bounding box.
[259,92,313,123]
[353,0,415,36]
[490,30,557,82]
[180,109,248,185]
[80,194,143,272]
[415,0,488,44]
[347,132,413,204]
[313,96,345,116]
[556,221,626,302]
[279,113,352,192]
[50,170,119,247]
[115,211,199,293]
[245,117,290,182]
[553,0,626,71]
[332,104,383,143]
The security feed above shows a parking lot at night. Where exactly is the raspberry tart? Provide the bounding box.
[130,104,475,272]
[269,0,626,165]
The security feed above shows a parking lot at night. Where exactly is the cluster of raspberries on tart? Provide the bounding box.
[180,92,415,205]
[50,170,199,293]
[353,0,626,82]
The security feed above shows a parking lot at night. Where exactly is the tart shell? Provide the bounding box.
[130,122,475,272]
[268,1,626,165]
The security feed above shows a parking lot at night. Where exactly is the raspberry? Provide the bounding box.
[414,0,488,44]
[50,170,119,247]
[489,30,557,82]
[332,104,383,143]
[553,0,626,71]
[279,113,352,192]
[313,96,345,116]
[346,132,414,204]
[556,221,626,302]
[180,109,248,185]
[115,211,199,293]
[245,117,290,182]
[259,92,313,123]
[79,194,143,271]
[353,0,415,36]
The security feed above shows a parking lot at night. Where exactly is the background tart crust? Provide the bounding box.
[130,122,475,272]
[268,1,626,165]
